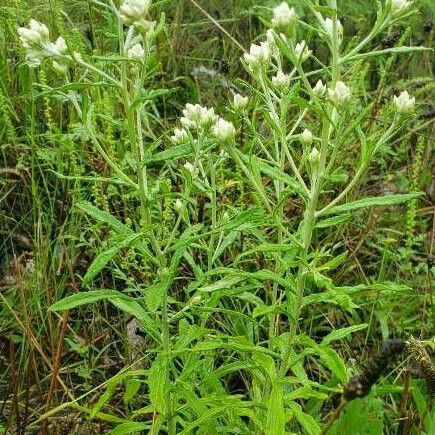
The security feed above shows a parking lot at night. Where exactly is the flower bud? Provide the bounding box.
[175,199,183,211]
[308,147,320,165]
[170,128,188,143]
[272,2,297,29]
[322,18,343,43]
[272,70,291,91]
[233,93,249,110]
[328,81,351,106]
[119,0,151,27]
[393,90,415,113]
[294,40,311,63]
[313,79,326,96]
[212,118,236,141]
[300,129,313,145]
[243,42,271,69]
[127,43,145,61]
[181,103,218,129]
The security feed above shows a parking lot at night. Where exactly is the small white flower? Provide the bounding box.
[175,199,183,211]
[328,81,351,106]
[300,129,313,145]
[212,117,236,141]
[272,70,291,90]
[170,128,189,143]
[308,147,320,164]
[243,42,271,68]
[322,18,343,41]
[119,0,151,26]
[272,2,297,28]
[127,43,145,61]
[181,103,217,129]
[233,93,249,110]
[393,90,415,113]
[18,19,49,48]
[54,36,67,54]
[294,40,311,62]
[389,0,413,14]
[222,211,230,222]
[313,79,327,96]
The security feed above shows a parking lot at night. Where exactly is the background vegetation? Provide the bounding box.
[0,0,434,433]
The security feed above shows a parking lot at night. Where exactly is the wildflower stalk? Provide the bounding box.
[278,5,342,378]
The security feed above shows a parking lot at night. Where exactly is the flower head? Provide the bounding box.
[243,42,271,68]
[233,93,249,110]
[170,128,189,143]
[272,70,291,91]
[119,0,151,26]
[212,118,236,141]
[294,40,311,63]
[300,129,313,145]
[328,81,351,106]
[389,0,413,15]
[272,2,297,28]
[18,20,67,67]
[127,43,145,61]
[393,90,415,113]
[175,198,183,211]
[313,79,326,96]
[308,147,320,165]
[180,103,217,129]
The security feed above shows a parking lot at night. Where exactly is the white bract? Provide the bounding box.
[272,2,297,28]
[272,70,291,90]
[313,79,327,96]
[393,90,415,113]
[389,0,413,14]
[328,81,351,106]
[212,118,236,141]
[119,0,151,26]
[294,40,311,62]
[18,20,67,67]
[170,128,189,143]
[233,93,249,110]
[243,42,271,68]
[180,103,217,129]
[127,43,145,61]
[300,129,314,145]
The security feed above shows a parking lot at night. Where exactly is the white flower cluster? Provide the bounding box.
[119,0,155,34]
[272,70,291,91]
[243,41,271,69]
[233,93,249,110]
[393,90,415,113]
[170,103,235,144]
[327,81,351,106]
[18,20,67,67]
[272,2,297,28]
[322,17,343,42]
[127,43,145,61]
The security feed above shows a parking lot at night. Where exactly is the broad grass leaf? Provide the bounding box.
[322,192,423,216]
[284,387,328,402]
[321,324,368,346]
[315,213,351,229]
[109,422,150,435]
[145,143,193,165]
[83,233,142,284]
[148,355,169,414]
[77,202,129,233]
[266,383,285,435]
[317,347,348,383]
[50,289,128,311]
[287,401,321,435]
[90,377,118,419]
[124,378,142,404]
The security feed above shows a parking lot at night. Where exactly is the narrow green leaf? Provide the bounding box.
[321,324,368,346]
[83,233,142,284]
[50,289,128,311]
[109,422,150,435]
[288,402,321,435]
[321,192,423,216]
